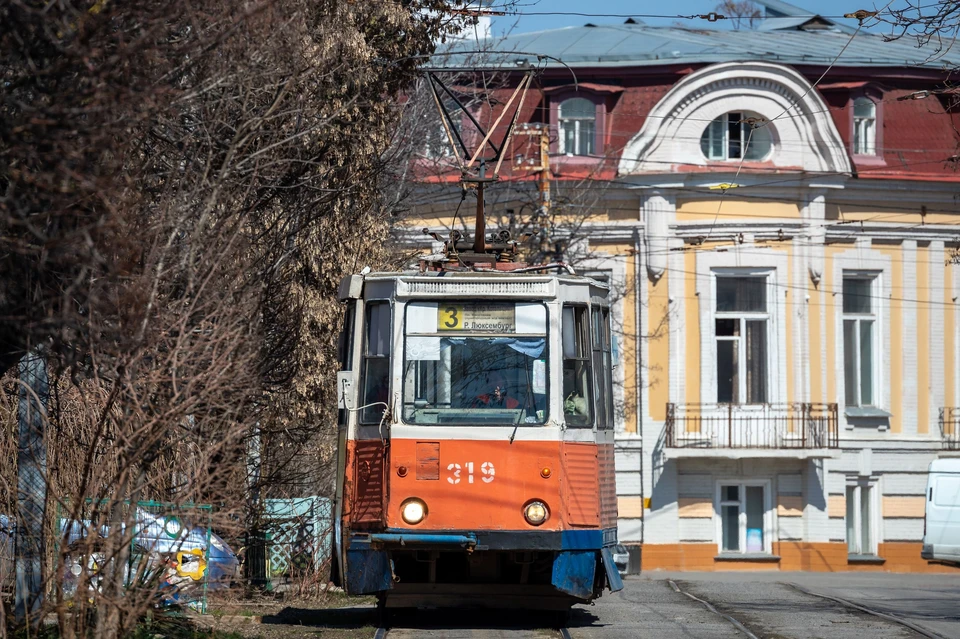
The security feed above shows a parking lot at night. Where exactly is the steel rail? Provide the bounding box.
[667,579,761,639]
[786,582,950,639]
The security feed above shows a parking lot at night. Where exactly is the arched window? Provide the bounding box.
[700,112,772,161]
[853,97,877,155]
[559,98,596,156]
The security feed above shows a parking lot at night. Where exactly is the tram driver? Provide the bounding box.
[472,371,521,409]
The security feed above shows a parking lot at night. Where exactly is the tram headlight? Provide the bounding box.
[400,498,427,525]
[523,500,549,526]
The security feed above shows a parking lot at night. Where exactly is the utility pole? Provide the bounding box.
[516,124,552,256]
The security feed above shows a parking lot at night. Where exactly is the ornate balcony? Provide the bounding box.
[664,403,840,458]
[939,408,960,450]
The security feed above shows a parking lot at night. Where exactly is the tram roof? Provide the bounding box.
[338,269,611,301]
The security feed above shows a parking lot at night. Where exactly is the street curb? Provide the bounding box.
[785,582,948,639]
[667,579,760,639]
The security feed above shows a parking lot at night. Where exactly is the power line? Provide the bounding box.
[529,252,960,307]
[760,18,868,130]
[487,10,862,21]
[406,200,960,268]
[513,127,959,155]
[442,145,960,177]
[414,153,960,200]
[409,184,960,218]
[433,81,957,130]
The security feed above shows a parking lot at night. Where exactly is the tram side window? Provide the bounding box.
[592,307,615,430]
[361,302,391,424]
[337,301,356,426]
[338,301,356,371]
[562,305,593,427]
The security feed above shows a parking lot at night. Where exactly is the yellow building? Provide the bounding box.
[402,5,960,572]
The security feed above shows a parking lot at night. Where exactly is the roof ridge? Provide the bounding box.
[752,0,816,17]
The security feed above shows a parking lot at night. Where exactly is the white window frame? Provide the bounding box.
[713,273,771,405]
[714,479,774,555]
[701,111,772,162]
[845,477,880,556]
[698,257,787,407]
[842,271,880,408]
[852,97,877,156]
[558,98,596,156]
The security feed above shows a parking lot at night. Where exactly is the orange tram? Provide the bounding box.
[332,255,624,612]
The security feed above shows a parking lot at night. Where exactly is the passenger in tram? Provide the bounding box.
[472,372,521,409]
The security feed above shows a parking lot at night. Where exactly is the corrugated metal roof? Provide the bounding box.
[755,0,815,17]
[755,16,817,31]
[453,23,960,70]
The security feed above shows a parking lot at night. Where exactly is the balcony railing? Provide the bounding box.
[939,408,960,450]
[665,403,839,450]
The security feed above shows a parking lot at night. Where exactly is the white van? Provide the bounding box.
[921,458,960,565]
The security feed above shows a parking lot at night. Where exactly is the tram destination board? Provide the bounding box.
[438,302,515,332]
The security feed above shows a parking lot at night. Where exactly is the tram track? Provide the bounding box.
[374,623,572,638]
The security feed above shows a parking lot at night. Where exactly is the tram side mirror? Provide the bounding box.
[337,371,356,410]
[413,399,429,409]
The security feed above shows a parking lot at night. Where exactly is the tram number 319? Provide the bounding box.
[447,462,495,484]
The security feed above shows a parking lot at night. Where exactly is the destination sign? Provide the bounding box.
[438,303,516,332]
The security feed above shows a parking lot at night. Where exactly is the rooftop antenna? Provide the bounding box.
[422,68,536,267]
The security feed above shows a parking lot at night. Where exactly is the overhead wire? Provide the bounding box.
[612,261,959,308]
[411,6,960,275]
[411,153,960,205]
[483,9,862,21]
[407,186,960,219]
[404,203,960,269]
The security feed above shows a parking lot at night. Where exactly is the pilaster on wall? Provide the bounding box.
[639,191,676,529]
[792,236,808,404]
[802,192,827,406]
[668,237,685,408]
[902,240,919,436]
[930,241,945,437]
[952,259,960,412]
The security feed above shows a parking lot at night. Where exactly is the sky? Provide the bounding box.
[487,0,900,36]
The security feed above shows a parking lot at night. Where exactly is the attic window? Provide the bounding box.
[559,98,596,156]
[700,112,772,161]
[853,98,877,155]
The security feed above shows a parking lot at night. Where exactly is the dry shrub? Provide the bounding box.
[1,0,472,636]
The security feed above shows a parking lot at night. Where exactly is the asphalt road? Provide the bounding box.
[659,571,960,639]
[567,576,937,639]
[228,572,960,638]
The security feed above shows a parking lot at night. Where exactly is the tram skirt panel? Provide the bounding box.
[551,550,597,599]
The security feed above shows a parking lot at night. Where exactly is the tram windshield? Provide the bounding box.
[402,301,548,425]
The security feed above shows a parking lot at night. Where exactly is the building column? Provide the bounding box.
[930,240,945,438]
[801,191,826,406]
[639,190,677,548]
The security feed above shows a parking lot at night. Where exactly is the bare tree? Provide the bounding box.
[878,0,960,58]
[716,0,763,30]
[1,0,471,635]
